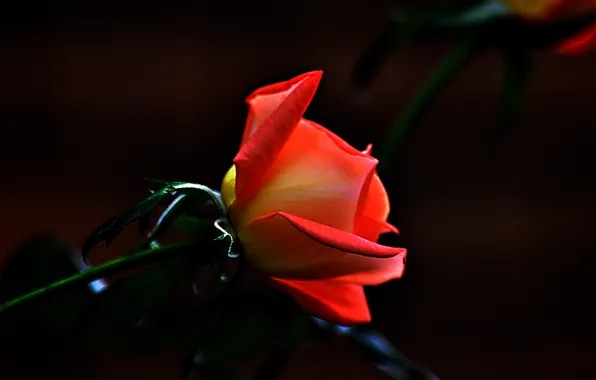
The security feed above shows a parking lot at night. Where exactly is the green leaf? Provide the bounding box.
[0,235,98,332]
[495,47,530,142]
[129,191,212,254]
[81,185,173,260]
[83,181,226,264]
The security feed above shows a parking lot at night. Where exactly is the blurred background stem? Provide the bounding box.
[377,33,482,177]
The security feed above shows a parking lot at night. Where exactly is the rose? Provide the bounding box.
[220,71,407,324]
[502,0,596,54]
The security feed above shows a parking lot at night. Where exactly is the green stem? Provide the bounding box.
[0,240,202,315]
[377,33,481,177]
[494,47,530,142]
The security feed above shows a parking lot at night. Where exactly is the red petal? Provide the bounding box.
[234,118,377,233]
[305,119,373,159]
[262,212,402,257]
[354,170,394,242]
[241,72,319,146]
[240,212,407,285]
[355,216,399,243]
[233,71,323,203]
[269,277,371,324]
[381,221,399,234]
[555,22,596,55]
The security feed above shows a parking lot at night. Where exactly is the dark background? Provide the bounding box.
[0,1,595,379]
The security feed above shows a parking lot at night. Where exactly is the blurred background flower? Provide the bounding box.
[502,0,596,53]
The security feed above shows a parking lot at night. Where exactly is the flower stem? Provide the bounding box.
[377,33,481,177]
[0,239,203,315]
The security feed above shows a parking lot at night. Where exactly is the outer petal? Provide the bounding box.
[235,119,377,233]
[555,22,596,54]
[241,72,321,146]
[239,212,407,285]
[354,167,398,242]
[355,216,399,243]
[304,119,373,158]
[268,277,371,324]
[233,71,322,204]
[359,173,389,222]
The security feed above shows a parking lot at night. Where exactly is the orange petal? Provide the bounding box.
[269,277,371,324]
[234,71,322,203]
[555,22,596,54]
[235,119,377,233]
[355,216,400,243]
[305,119,374,159]
[239,212,407,285]
[354,171,393,242]
[241,72,319,146]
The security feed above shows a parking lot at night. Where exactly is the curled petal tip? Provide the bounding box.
[290,70,323,87]
[298,70,323,90]
[306,69,323,78]
[244,70,323,105]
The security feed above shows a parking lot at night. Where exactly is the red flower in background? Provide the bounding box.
[221,71,407,325]
[502,0,596,54]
